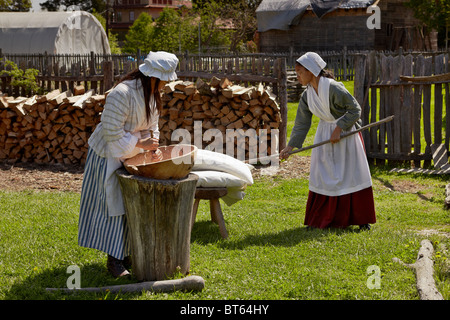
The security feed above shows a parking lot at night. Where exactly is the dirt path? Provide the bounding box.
[0,155,311,193]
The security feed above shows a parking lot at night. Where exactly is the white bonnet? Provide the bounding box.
[139,51,179,81]
[296,52,326,77]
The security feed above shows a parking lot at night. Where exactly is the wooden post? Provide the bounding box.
[116,169,198,281]
[413,54,424,168]
[102,60,114,94]
[422,57,433,168]
[277,57,288,152]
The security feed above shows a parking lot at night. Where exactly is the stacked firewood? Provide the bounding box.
[159,77,281,158]
[0,77,280,165]
[0,86,104,165]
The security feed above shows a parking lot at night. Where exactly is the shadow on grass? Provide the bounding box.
[191,220,365,249]
[4,262,140,300]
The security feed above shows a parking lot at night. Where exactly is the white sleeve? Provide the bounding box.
[101,87,139,158]
[139,105,160,140]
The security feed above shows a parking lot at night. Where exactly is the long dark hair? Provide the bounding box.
[117,69,163,122]
[319,69,335,79]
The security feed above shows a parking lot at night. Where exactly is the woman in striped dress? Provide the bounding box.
[78,51,179,277]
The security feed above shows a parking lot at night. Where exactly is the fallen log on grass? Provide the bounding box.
[445,183,450,209]
[392,239,444,300]
[46,275,205,294]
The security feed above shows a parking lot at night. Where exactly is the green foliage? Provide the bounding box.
[122,1,254,54]
[196,1,232,53]
[0,59,41,95]
[39,0,105,13]
[122,12,155,54]
[0,0,31,11]
[406,0,450,30]
[152,7,192,53]
[108,31,122,55]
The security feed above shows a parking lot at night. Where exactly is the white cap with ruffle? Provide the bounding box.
[296,52,327,77]
[139,51,179,81]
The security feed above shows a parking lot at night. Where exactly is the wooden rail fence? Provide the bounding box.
[354,51,450,168]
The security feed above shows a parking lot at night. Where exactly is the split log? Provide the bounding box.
[0,89,104,165]
[0,76,280,165]
[159,77,281,161]
[393,239,444,300]
[116,170,198,281]
[46,275,205,294]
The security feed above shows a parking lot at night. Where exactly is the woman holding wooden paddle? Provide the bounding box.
[280,52,376,230]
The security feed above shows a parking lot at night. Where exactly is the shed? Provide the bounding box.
[0,11,111,54]
[256,0,437,52]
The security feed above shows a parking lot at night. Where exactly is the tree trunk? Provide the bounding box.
[116,169,198,281]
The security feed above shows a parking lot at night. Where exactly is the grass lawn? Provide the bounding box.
[0,81,449,302]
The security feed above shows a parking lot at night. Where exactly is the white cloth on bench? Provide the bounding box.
[192,149,254,206]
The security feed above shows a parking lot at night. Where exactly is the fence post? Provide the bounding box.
[137,48,141,65]
[342,46,347,81]
[103,60,114,93]
[277,57,288,152]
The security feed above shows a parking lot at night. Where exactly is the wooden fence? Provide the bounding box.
[0,51,141,96]
[354,50,450,168]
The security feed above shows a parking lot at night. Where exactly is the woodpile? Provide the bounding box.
[159,77,281,159]
[0,86,104,165]
[0,77,281,165]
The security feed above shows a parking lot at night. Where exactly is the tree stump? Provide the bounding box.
[116,168,198,281]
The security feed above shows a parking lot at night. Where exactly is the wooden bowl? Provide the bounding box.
[123,144,197,180]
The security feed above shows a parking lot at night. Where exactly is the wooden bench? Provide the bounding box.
[191,187,228,239]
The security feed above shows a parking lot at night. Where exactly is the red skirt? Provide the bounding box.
[304,186,376,229]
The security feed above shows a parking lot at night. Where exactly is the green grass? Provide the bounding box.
[1,172,449,301]
[1,80,449,300]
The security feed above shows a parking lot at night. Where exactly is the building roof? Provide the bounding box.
[0,11,111,54]
[256,0,376,32]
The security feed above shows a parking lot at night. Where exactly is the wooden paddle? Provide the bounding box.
[244,115,394,164]
[287,115,395,156]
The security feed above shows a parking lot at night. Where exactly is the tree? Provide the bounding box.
[152,7,182,53]
[39,0,105,13]
[122,12,155,54]
[193,0,261,52]
[0,58,41,95]
[195,1,231,53]
[0,0,31,11]
[406,0,450,31]
[406,0,450,48]
[152,7,198,53]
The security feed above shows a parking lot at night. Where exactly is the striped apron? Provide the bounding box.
[78,147,131,260]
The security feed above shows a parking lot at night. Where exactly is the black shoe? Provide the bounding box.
[123,256,132,270]
[107,255,130,278]
[359,224,371,231]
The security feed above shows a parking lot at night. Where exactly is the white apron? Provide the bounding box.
[105,131,144,217]
[307,77,372,197]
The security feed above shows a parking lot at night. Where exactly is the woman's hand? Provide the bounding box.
[136,137,159,151]
[280,146,294,160]
[151,149,163,162]
[330,126,342,144]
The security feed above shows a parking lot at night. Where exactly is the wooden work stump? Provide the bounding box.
[116,168,198,281]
